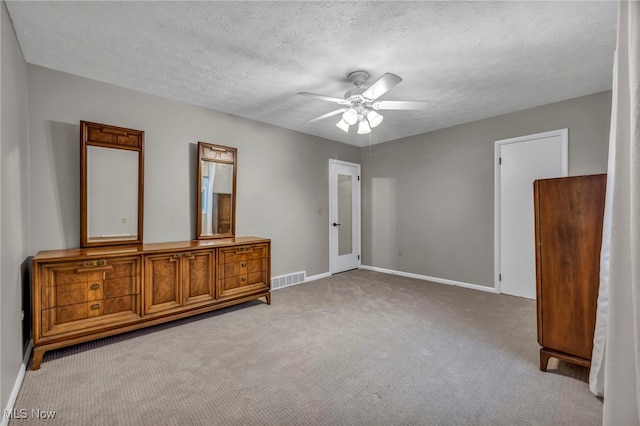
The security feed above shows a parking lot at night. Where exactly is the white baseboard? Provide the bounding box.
[271,268,497,294]
[359,265,498,294]
[2,340,33,426]
[304,272,331,282]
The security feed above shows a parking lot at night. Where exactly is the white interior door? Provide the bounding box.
[330,160,361,274]
[495,129,568,299]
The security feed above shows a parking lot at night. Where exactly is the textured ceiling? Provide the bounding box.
[6,1,617,147]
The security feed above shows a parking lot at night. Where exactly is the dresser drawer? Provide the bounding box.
[48,267,102,287]
[219,243,268,264]
[41,257,139,287]
[47,281,103,307]
[42,276,138,309]
[222,271,266,290]
[105,261,136,279]
[223,258,265,278]
[103,277,136,297]
[41,295,139,333]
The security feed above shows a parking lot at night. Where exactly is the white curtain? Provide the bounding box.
[595,1,640,424]
[589,51,617,397]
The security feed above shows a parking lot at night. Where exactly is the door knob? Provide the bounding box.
[333,223,341,227]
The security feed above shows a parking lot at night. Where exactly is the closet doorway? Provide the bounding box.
[495,129,568,299]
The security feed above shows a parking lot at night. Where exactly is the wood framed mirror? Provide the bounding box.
[80,121,144,248]
[197,142,237,240]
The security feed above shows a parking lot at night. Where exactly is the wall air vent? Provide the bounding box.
[271,271,306,290]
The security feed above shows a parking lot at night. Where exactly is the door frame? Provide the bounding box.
[494,129,568,293]
[329,159,361,274]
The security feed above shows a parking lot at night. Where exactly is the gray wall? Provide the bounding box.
[26,65,360,278]
[361,91,611,287]
[1,1,30,412]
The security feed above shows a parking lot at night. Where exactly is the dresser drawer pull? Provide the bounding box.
[241,262,247,267]
[84,259,107,267]
[241,277,247,282]
[90,283,101,290]
[90,303,101,310]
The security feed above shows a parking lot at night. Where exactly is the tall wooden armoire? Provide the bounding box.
[534,174,606,371]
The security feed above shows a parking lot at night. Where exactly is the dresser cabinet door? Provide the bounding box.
[143,249,216,316]
[218,243,269,300]
[38,257,141,341]
[143,253,183,316]
[183,250,215,306]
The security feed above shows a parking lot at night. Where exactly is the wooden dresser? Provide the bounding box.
[534,174,606,371]
[32,237,270,370]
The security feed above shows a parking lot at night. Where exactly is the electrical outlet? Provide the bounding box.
[317,207,323,214]
[121,217,127,223]
[398,249,403,256]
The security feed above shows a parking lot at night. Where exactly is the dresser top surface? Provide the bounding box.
[33,236,270,261]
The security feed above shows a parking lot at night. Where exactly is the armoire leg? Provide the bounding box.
[540,348,552,372]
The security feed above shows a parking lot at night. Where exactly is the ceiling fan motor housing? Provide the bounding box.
[345,71,370,103]
[347,71,369,87]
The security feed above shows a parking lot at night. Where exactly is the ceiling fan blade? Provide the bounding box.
[362,73,403,100]
[306,108,349,123]
[372,100,429,110]
[298,92,349,105]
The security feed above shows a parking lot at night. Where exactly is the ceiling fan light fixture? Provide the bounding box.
[342,109,358,126]
[357,120,371,135]
[336,119,350,133]
[301,71,428,135]
[366,110,383,128]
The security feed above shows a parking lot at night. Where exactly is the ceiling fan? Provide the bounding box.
[299,71,428,135]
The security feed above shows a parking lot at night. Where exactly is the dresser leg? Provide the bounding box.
[265,293,271,305]
[31,348,45,370]
[540,348,552,372]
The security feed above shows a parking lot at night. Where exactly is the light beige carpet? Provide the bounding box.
[12,270,601,425]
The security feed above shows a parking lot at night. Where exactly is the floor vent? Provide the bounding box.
[271,271,306,290]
